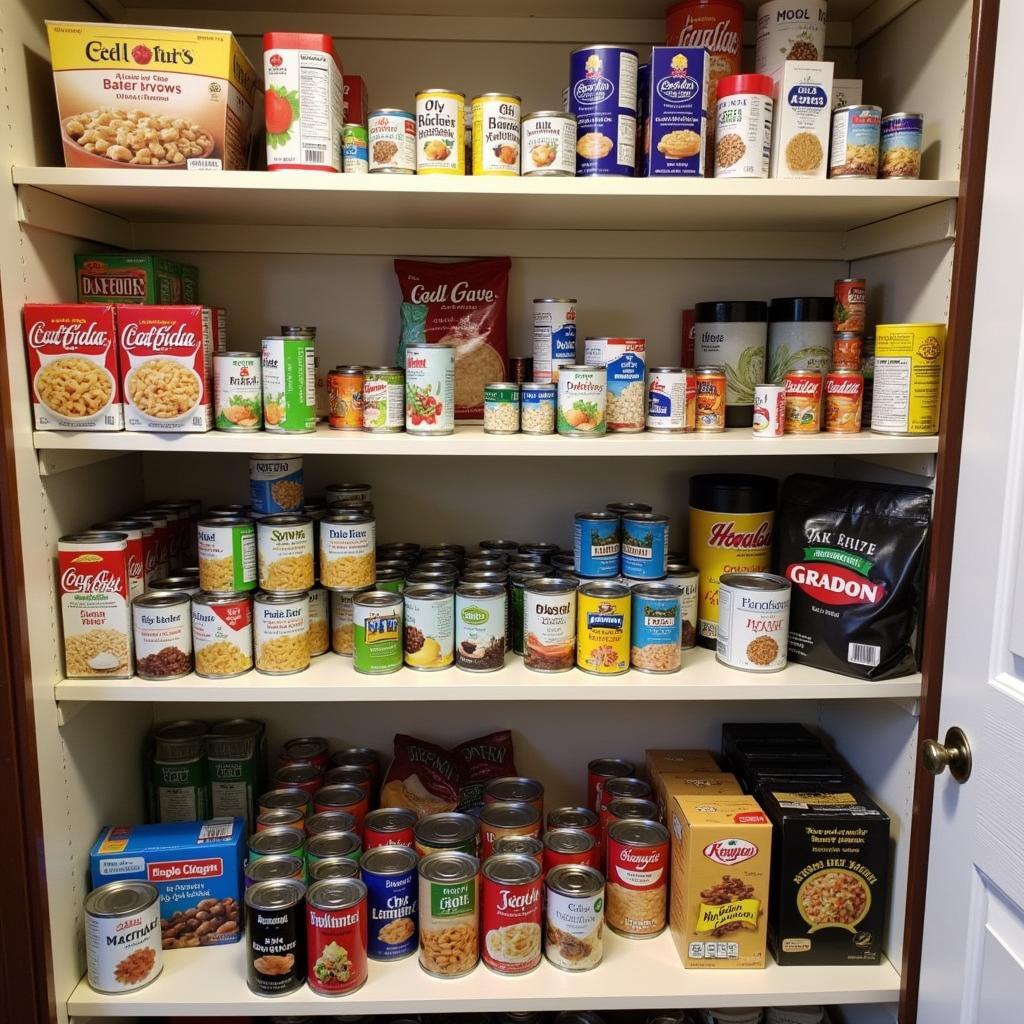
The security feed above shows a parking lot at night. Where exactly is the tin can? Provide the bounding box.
[455,581,506,671]
[254,590,310,675]
[520,381,557,434]
[557,365,607,437]
[84,881,162,994]
[92,518,149,596]
[584,337,646,432]
[245,853,306,887]
[259,787,311,818]
[361,845,418,960]
[880,112,923,179]
[416,89,466,175]
[599,777,652,822]
[825,369,864,433]
[783,369,823,433]
[146,721,208,823]
[308,584,329,657]
[133,592,192,680]
[343,123,369,174]
[306,877,368,995]
[545,865,605,970]
[872,323,946,435]
[257,514,314,593]
[833,331,864,371]
[306,810,357,838]
[328,365,364,430]
[214,352,262,432]
[418,851,479,977]
[576,580,630,675]
[483,382,520,434]
[479,802,541,859]
[331,590,355,656]
[716,571,791,673]
[606,796,659,830]
[197,517,256,594]
[255,809,305,835]
[362,366,404,432]
[313,785,368,827]
[509,355,533,383]
[311,857,361,882]
[510,567,547,655]
[364,807,417,850]
[404,583,455,670]
[549,805,601,839]
[261,335,316,433]
[324,763,372,795]
[274,761,322,797]
[629,582,682,673]
[281,736,329,771]
[472,93,521,175]
[646,366,693,431]
[352,590,403,674]
[279,324,325,420]
[532,299,578,384]
[131,513,169,579]
[320,511,375,593]
[250,455,304,516]
[831,104,882,178]
[666,562,699,651]
[523,577,576,673]
[245,878,306,996]
[544,829,599,874]
[521,110,577,176]
[375,569,405,593]
[405,344,455,435]
[752,383,785,438]
[694,365,727,431]
[481,854,542,975]
[834,277,866,334]
[569,45,639,177]
[368,108,417,173]
[207,718,263,829]
[493,835,544,864]
[415,812,479,857]
[249,826,306,863]
[620,513,669,581]
[484,777,544,811]
[146,574,198,596]
[307,830,362,866]
[605,818,669,938]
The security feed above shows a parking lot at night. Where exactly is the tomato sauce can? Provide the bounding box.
[783,369,823,433]
[825,369,864,433]
[479,801,542,860]
[481,854,543,975]
[694,365,726,431]
[605,818,669,938]
[328,365,364,430]
[362,845,418,960]
[576,580,630,674]
[544,828,599,874]
[585,760,634,816]
[364,807,417,850]
[833,331,864,371]
[834,277,866,333]
[306,877,368,995]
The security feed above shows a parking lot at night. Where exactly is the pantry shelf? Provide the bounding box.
[53,647,923,703]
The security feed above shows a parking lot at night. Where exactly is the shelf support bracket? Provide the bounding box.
[37,449,133,477]
[888,696,922,718]
[55,700,92,729]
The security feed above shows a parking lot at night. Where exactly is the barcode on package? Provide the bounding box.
[305,146,326,164]
[848,642,881,667]
[198,818,236,842]
[187,158,224,171]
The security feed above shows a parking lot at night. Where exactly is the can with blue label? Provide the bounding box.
[569,45,639,177]
[574,511,621,578]
[577,579,630,675]
[642,47,708,177]
[520,381,557,434]
[532,299,578,384]
[879,111,923,179]
[361,844,417,960]
[620,512,669,580]
[583,337,646,432]
[249,455,303,515]
[629,582,683,674]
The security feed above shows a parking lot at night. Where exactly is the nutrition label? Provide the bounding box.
[689,941,740,959]
[872,355,912,431]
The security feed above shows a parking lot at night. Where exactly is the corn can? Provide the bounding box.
[576,580,630,675]
[871,323,946,435]
[472,93,521,175]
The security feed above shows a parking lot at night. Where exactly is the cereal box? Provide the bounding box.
[23,303,123,431]
[75,254,179,305]
[180,263,200,304]
[118,305,213,432]
[642,47,708,177]
[344,75,368,125]
[669,794,772,969]
[769,61,833,179]
[46,21,259,170]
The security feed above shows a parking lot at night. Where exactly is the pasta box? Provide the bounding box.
[758,784,889,966]
[642,47,708,177]
[90,818,245,948]
[75,254,180,304]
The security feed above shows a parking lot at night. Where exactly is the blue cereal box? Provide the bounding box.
[90,818,245,948]
[643,47,708,177]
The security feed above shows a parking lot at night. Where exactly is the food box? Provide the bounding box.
[23,303,123,431]
[46,21,259,170]
[75,254,179,305]
[646,747,721,778]
[669,795,772,969]
[642,47,708,177]
[117,305,213,432]
[657,772,744,822]
[759,785,890,966]
[720,721,820,772]
[769,61,833,179]
[90,819,245,948]
[344,75,368,124]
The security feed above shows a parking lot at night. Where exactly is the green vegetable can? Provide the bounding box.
[352,591,404,675]
[262,335,317,433]
[363,366,405,433]
[557,365,607,437]
[214,352,263,432]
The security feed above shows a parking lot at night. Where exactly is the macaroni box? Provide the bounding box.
[23,303,123,431]
[642,47,708,177]
[90,818,245,948]
[769,60,833,179]
[75,254,180,305]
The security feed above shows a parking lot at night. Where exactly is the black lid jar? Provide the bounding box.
[693,302,769,428]
[767,296,834,383]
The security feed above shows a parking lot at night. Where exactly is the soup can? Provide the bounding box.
[416,89,466,175]
[352,591,403,675]
[418,851,480,978]
[569,45,639,177]
[871,323,946,435]
[328,365,364,430]
[783,369,823,433]
[549,805,601,839]
[364,807,418,850]
[368,109,417,173]
[306,877,368,995]
[576,580,630,675]
[825,369,864,433]
[245,878,306,996]
[479,801,541,860]
[261,335,316,433]
[666,561,699,651]
[455,581,506,672]
[324,763,372,797]
[716,571,791,673]
[214,352,262,432]
[545,865,605,970]
[362,845,418,961]
[605,818,669,938]
[472,93,521,175]
[84,881,163,994]
[481,854,543,975]
[557,365,607,437]
[522,110,577,177]
[254,590,310,675]
[259,787,311,818]
[523,577,577,673]
[694,365,727,431]
[543,828,599,874]
[273,762,321,797]
[583,337,646,432]
[415,812,479,857]
[620,513,669,581]
[630,582,683,673]
[405,344,455,435]
[833,331,864,371]
[363,366,405,431]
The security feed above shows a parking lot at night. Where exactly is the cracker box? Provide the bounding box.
[46,21,259,171]
[90,819,245,948]
[23,303,123,431]
[75,254,180,305]
[117,305,213,432]
[769,61,834,179]
[669,795,772,969]
[344,75,368,125]
[642,47,708,177]
[180,263,200,304]
[658,772,744,822]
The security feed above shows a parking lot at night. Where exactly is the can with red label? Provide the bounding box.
[280,737,330,772]
[833,331,863,371]
[259,787,310,819]
[547,806,601,840]
[605,818,669,938]
[324,763,372,796]
[330,747,380,798]
[273,761,322,797]
[543,828,599,874]
[256,807,305,833]
[834,277,866,334]
[306,877,368,995]
[598,779,653,862]
[483,777,544,813]
[783,369,823,434]
[825,369,865,433]
[313,784,369,830]
[306,809,358,838]
[752,383,785,438]
[492,834,544,864]
[479,801,541,860]
[363,807,417,850]
[481,854,543,975]
[586,758,635,814]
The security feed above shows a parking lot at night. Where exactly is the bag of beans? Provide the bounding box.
[776,474,931,679]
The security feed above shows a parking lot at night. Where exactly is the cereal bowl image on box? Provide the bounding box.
[125,360,203,424]
[34,355,116,426]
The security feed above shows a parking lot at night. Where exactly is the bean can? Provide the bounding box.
[523,577,576,672]
[694,365,727,431]
[404,583,455,670]
[405,344,455,435]
[84,881,162,994]
[352,591,403,674]
[545,865,605,970]
[214,352,262,431]
[880,112,923,179]
[629,582,683,673]
[261,335,316,433]
[132,592,192,680]
[647,367,693,432]
[871,323,946,435]
[783,369,823,433]
[584,337,646,433]
[416,89,466,175]
[472,93,521,175]
[328,365,364,430]
[254,590,310,675]
[198,517,256,594]
[361,845,418,960]
[479,801,541,860]
[481,854,542,975]
[320,511,375,592]
[825,369,864,433]
[557,365,607,437]
[364,807,418,850]
[483,382,520,434]
[455,581,506,672]
[521,110,577,176]
[620,512,669,581]
[605,818,669,938]
[245,878,306,996]
[306,877,369,995]
[716,571,791,673]
[576,580,630,675]
[368,109,416,173]
[363,366,405,432]
[532,298,578,384]
[249,455,303,515]
[418,851,480,978]
[257,514,314,593]
[520,381,557,434]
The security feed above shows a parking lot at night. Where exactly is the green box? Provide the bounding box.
[180,262,200,303]
[75,253,179,304]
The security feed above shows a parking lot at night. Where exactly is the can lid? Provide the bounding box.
[361,844,417,875]
[245,877,306,910]
[482,853,542,885]
[695,300,767,323]
[605,777,652,800]
[85,880,158,918]
[523,110,576,122]
[306,810,358,836]
[246,854,305,882]
[416,811,478,846]
[133,591,190,610]
[716,73,774,100]
[608,817,669,846]
[307,830,362,859]
[365,807,418,831]
[419,849,480,883]
[310,856,361,881]
[480,801,540,829]
[545,828,595,854]
[485,777,544,803]
[548,806,599,828]
[307,876,367,911]
[689,473,777,514]
[587,757,634,776]
[249,826,305,855]
[546,863,603,898]
[769,296,833,323]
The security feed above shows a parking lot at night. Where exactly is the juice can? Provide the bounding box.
[328,366,364,430]
[472,93,521,175]
[576,580,630,675]
[416,89,465,175]
[871,323,946,435]
[261,336,316,433]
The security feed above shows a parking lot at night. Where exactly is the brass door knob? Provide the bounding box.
[921,726,972,783]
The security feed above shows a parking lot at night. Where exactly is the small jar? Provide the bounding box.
[483,382,520,434]
[714,74,774,179]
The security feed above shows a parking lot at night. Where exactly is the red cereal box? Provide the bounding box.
[23,303,123,430]
[117,305,213,432]
[344,75,368,124]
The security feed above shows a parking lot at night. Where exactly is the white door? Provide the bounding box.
[917,2,1024,1019]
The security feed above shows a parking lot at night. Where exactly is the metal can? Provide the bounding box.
[520,381,557,434]
[605,796,659,829]
[404,583,455,670]
[510,567,547,655]
[484,777,544,811]
[543,829,599,874]
[259,787,310,818]
[416,89,466,175]
[214,351,262,432]
[549,805,601,839]
[257,514,314,593]
[273,761,322,796]
[415,812,479,858]
[245,853,306,887]
[249,826,306,863]
[254,590,310,675]
[261,335,316,433]
[84,881,162,994]
[481,854,542,975]
[646,367,693,432]
[207,718,263,829]
[629,582,683,673]
[783,369,823,433]
[605,818,669,938]
[825,369,864,433]
[147,720,208,823]
[310,857,361,882]
[331,590,356,656]
[523,577,576,672]
[584,337,646,432]
[245,878,306,996]
[620,512,669,581]
[197,517,256,594]
[280,324,325,420]
[483,382,520,434]
[694,365,727,431]
[830,104,882,178]
[368,108,416,173]
[352,590,403,675]
[364,807,418,850]
[880,112,924,179]
[418,851,480,977]
[307,830,362,866]
[92,518,149,596]
[342,123,369,174]
[324,763,372,795]
[320,511,375,592]
[455,581,506,672]
[716,571,791,673]
[834,277,867,334]
[472,93,521,175]
[405,344,455,435]
[872,323,946,435]
[544,864,604,970]
[146,574,199,596]
[255,809,305,835]
[521,110,577,176]
[479,801,541,860]
[328,365,364,430]
[569,45,639,177]
[599,777,652,825]
[306,810,357,838]
[532,299,578,384]
[249,455,304,515]
[752,383,785,438]
[833,331,864,371]
[576,579,630,675]
[362,845,418,960]
[362,366,405,432]
[557,365,607,437]
[493,835,544,864]
[306,877,369,996]
[573,511,620,578]
[132,592,192,680]
[666,561,699,651]
[307,584,329,657]
[282,735,329,771]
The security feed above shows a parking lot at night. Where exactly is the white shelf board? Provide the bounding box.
[54,646,922,703]
[66,930,900,1016]
[33,425,940,458]
[13,167,958,235]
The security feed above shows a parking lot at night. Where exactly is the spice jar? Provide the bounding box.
[714,74,774,179]
[767,296,833,383]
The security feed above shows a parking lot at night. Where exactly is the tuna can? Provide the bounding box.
[532,299,578,384]
[343,123,369,174]
[305,877,369,996]
[404,583,455,670]
[543,828,599,874]
[214,352,262,431]
[257,514,314,593]
[620,513,669,580]
[694,365,727,431]
[84,881,162,994]
[362,366,405,432]
[368,109,416,173]
[415,812,479,858]
[418,851,480,978]
[484,777,544,811]
[479,801,542,860]
[584,337,646,432]
[472,93,521,175]
[352,591,403,674]
[481,854,543,975]
[261,335,316,433]
[254,590,310,675]
[455,581,506,672]
[245,854,306,888]
[629,581,683,673]
[320,511,375,592]
[558,365,607,436]
[520,381,557,434]
[666,561,699,650]
[544,865,605,970]
[576,579,630,675]
[605,818,669,938]
[416,89,466,175]
[307,830,362,866]
[521,110,577,176]
[249,455,304,516]
[523,577,577,673]
[880,112,924,179]
[364,807,417,850]
[310,856,361,882]
[830,105,882,178]
[510,567,547,655]
[646,367,693,431]
[716,571,791,672]
[405,344,455,435]
[871,323,945,435]
[493,835,544,864]
[132,592,192,680]
[752,383,786,438]
[569,45,639,177]
[327,365,364,430]
[362,845,418,960]
[245,878,306,996]
[197,517,257,594]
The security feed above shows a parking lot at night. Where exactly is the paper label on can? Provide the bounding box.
[404,592,454,669]
[717,582,790,671]
[482,875,542,974]
[545,886,603,969]
[532,301,578,382]
[522,114,577,176]
[86,902,162,992]
[473,95,521,175]
[416,92,465,174]
[306,901,367,994]
[353,604,403,672]
[365,866,417,959]
[405,346,455,433]
[695,321,766,409]
[577,593,629,672]
[262,337,316,432]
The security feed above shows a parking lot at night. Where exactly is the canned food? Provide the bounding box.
[825,369,864,433]
[871,323,946,435]
[85,881,162,994]
[326,482,372,504]
[549,806,601,838]
[282,735,329,771]
[830,105,882,178]
[880,112,923,179]
[647,367,694,432]
[493,834,544,863]
[328,365,364,430]
[543,828,599,874]
[259,787,310,818]
[483,382,520,434]
[510,567,547,656]
[752,384,785,438]
[576,580,630,674]
[415,812,478,857]
[206,718,262,828]
[310,856,361,882]
[307,830,362,865]
[92,518,149,596]
[479,801,541,859]
[523,577,576,672]
[249,826,305,863]
[245,853,306,887]
[197,517,256,594]
[255,809,305,834]
[606,796,659,828]
[280,324,324,420]
[716,571,791,673]
[254,590,310,675]
[605,818,669,938]
[274,761,322,796]
[261,335,316,434]
[306,877,369,995]
[783,369,823,433]
[405,344,455,435]
[352,591,403,674]
[249,456,303,516]
[307,584,329,657]
[364,807,417,850]
[484,777,544,811]
[416,89,466,175]
[455,581,506,672]
[245,878,306,996]
[132,592,192,680]
[621,513,669,581]
[147,574,199,596]
[666,562,699,651]
[214,352,262,431]
[472,93,521,175]
[584,337,646,432]
[306,810,357,838]
[313,784,369,826]
[146,721,208,823]
[573,512,620,579]
[481,854,542,975]
[557,365,607,437]
[545,865,604,970]
[368,108,417,173]
[532,299,578,384]
[629,582,683,673]
[418,851,480,977]
[586,758,634,816]
[599,777,652,815]
[320,512,375,593]
[695,365,727,431]
[569,45,639,177]
[509,355,533,383]
[361,845,418,960]
[324,763,372,795]
[833,331,864,371]
[362,366,404,432]
[330,591,355,656]
[834,277,867,334]
[342,123,369,174]
[521,110,577,177]
[400,583,453,670]
[257,514,314,593]
[520,381,557,434]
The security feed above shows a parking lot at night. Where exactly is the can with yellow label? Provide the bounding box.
[472,93,521,176]
[576,580,630,675]
[871,323,946,435]
[416,89,466,175]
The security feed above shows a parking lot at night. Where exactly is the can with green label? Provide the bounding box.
[352,591,403,674]
[206,718,263,830]
[362,366,405,433]
[418,851,480,978]
[261,335,316,433]
[197,517,257,594]
[146,720,210,824]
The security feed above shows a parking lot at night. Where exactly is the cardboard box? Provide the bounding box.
[769,61,834,179]
[720,722,820,771]
[180,264,200,304]
[344,74,368,125]
[76,254,179,305]
[657,771,743,821]
[646,748,720,778]
[669,795,772,969]
[642,47,708,177]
